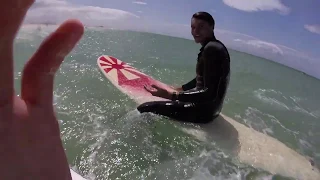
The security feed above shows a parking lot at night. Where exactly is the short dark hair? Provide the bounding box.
[192,12,215,29]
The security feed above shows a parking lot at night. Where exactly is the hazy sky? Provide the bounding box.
[24,0,320,78]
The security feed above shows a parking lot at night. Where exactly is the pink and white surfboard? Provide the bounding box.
[97,55,174,104]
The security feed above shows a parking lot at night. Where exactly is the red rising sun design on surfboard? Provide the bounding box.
[98,55,151,87]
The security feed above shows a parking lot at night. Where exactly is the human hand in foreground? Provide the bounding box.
[144,84,176,99]
[0,0,84,179]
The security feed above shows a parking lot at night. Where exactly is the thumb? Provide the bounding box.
[151,84,160,90]
[21,19,84,106]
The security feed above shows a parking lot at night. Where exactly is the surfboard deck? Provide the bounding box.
[97,55,175,104]
[97,55,320,180]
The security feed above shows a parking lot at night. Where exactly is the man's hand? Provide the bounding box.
[0,0,84,179]
[171,86,183,92]
[144,84,174,100]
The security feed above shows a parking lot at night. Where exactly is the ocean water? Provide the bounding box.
[13,25,320,180]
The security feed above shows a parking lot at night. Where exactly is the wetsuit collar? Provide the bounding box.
[200,33,217,52]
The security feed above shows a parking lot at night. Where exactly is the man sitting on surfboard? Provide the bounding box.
[139,12,230,123]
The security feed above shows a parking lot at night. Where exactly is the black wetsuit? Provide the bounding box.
[137,36,230,123]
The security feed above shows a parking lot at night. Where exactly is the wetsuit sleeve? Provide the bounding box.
[175,42,224,102]
[181,78,196,91]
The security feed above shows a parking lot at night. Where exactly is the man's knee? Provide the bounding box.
[137,102,151,113]
[137,101,162,113]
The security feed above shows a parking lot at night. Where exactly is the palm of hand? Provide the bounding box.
[0,98,67,179]
[144,84,176,100]
[144,84,169,98]
[0,3,84,178]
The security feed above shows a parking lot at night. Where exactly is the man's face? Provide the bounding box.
[191,18,213,44]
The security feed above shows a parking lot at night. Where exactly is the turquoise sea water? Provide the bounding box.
[13,26,320,179]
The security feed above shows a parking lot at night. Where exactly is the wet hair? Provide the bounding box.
[192,12,215,29]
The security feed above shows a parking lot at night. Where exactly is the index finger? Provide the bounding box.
[0,0,35,106]
[151,84,161,90]
[21,19,84,106]
[144,85,151,92]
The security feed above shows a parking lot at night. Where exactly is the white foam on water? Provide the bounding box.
[72,113,111,180]
[254,88,290,110]
[191,169,274,180]
[254,89,318,118]
[84,132,108,179]
[140,148,217,179]
[311,110,320,118]
[241,106,300,139]
[312,110,320,119]
[243,107,274,135]
[292,106,317,118]
[289,96,320,119]
[148,56,160,60]
[53,93,61,106]
[188,149,278,180]
[299,139,313,150]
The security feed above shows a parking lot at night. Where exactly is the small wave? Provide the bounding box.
[254,89,318,118]
[242,107,275,135]
[242,107,299,137]
[292,106,318,118]
[53,93,60,106]
[299,139,313,150]
[254,89,290,110]
[148,56,160,60]
[311,110,320,118]
[298,133,320,163]
[189,148,281,180]
[289,96,306,103]
[289,96,319,118]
